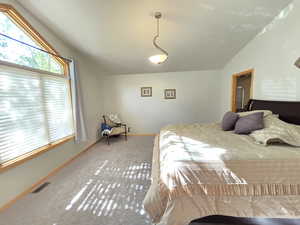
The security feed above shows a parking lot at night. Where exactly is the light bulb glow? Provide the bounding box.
[149,54,168,64]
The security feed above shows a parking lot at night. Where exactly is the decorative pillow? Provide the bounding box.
[222,111,239,131]
[238,110,272,118]
[250,115,300,146]
[234,112,264,134]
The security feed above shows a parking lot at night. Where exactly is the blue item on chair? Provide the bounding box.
[101,123,112,136]
[101,123,112,131]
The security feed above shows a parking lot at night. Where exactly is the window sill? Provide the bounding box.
[0,135,75,173]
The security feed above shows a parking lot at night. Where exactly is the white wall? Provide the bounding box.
[0,0,104,208]
[106,0,300,133]
[103,70,221,134]
[220,1,300,115]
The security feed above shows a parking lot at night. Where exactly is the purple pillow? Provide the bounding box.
[234,112,264,134]
[222,111,239,131]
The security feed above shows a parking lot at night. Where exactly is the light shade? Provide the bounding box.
[148,54,168,64]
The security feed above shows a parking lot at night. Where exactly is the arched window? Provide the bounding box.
[0,4,74,171]
[0,4,68,75]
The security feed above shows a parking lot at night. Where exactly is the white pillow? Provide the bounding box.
[108,114,122,124]
[238,110,273,118]
[250,115,300,146]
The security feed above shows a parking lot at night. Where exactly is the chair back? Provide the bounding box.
[103,115,118,127]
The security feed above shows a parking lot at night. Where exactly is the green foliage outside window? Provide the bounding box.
[0,12,63,74]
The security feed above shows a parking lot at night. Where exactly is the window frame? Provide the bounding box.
[0,4,74,173]
[0,3,69,75]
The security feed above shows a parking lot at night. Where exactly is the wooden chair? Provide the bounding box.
[102,115,127,145]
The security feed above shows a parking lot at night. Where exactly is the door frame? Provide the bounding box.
[231,69,254,112]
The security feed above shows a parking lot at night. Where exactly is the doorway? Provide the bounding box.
[231,69,254,112]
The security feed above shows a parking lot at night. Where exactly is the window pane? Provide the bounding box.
[0,65,74,164]
[0,12,64,74]
[0,69,49,163]
[43,76,74,142]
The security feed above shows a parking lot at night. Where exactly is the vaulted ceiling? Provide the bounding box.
[16,0,292,75]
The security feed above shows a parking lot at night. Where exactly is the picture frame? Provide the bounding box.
[164,89,176,99]
[141,87,152,97]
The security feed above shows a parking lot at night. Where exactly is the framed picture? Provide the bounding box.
[141,87,152,97]
[164,89,176,99]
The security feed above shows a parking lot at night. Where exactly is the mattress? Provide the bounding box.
[143,123,300,225]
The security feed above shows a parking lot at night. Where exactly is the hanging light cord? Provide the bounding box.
[153,16,168,56]
[0,32,72,62]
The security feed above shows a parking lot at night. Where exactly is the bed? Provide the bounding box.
[143,99,300,225]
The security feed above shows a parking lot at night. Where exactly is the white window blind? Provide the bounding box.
[0,64,74,164]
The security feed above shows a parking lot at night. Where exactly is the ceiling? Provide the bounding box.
[16,0,292,75]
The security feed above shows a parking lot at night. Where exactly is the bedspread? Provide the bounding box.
[143,123,300,225]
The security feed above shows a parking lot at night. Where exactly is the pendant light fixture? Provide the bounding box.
[149,12,168,64]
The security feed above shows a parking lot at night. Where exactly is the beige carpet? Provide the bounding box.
[0,136,299,225]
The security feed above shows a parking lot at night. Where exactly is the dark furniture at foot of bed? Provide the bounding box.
[191,215,300,225]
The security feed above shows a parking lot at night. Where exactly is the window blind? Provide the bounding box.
[0,64,74,164]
